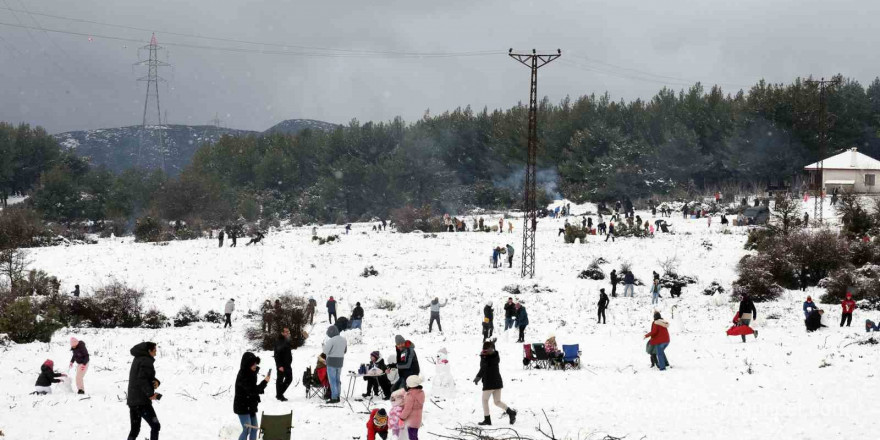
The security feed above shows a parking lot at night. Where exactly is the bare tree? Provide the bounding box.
[771,194,799,234]
[0,248,29,294]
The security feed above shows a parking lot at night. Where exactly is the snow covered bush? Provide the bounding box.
[731,254,783,302]
[390,205,443,233]
[143,308,168,329]
[703,281,725,296]
[311,235,339,245]
[820,265,880,310]
[360,266,379,277]
[0,206,53,249]
[203,309,223,323]
[173,306,201,327]
[69,281,146,328]
[374,298,395,311]
[0,297,62,343]
[563,224,587,243]
[245,294,308,350]
[18,269,60,296]
[578,258,605,280]
[134,216,165,242]
[836,192,874,239]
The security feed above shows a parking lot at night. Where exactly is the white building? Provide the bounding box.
[804,147,880,194]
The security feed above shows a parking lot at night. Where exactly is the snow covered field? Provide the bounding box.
[1,202,878,440]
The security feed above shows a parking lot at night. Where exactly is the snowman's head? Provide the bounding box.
[436,348,449,364]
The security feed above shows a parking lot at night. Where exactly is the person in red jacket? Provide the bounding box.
[841,292,856,327]
[644,312,670,371]
[366,408,389,440]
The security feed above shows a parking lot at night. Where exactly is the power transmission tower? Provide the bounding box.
[210,113,222,128]
[509,48,561,279]
[135,33,171,171]
[805,77,840,225]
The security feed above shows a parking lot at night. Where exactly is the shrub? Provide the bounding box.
[245,295,308,350]
[83,281,146,328]
[849,240,880,267]
[375,298,395,311]
[703,281,725,296]
[18,269,60,296]
[360,266,379,278]
[731,254,783,302]
[312,235,339,245]
[0,206,52,249]
[390,205,441,233]
[0,248,30,294]
[134,216,164,242]
[563,224,587,244]
[173,306,201,327]
[820,265,880,310]
[0,297,62,343]
[578,258,605,280]
[142,308,168,329]
[203,309,223,323]
[837,193,874,239]
[744,227,775,251]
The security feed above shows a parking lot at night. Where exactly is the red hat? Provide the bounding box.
[846,292,852,298]
[807,296,812,301]
[43,359,54,369]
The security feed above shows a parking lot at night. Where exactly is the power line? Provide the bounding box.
[0,7,501,58]
[560,57,750,90]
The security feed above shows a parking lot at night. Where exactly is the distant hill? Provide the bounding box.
[263,119,340,136]
[54,119,337,175]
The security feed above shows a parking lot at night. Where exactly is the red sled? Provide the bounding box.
[727,325,754,336]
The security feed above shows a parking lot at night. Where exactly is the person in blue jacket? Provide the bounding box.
[803,296,817,319]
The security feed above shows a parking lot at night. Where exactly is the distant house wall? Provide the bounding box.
[822,169,879,193]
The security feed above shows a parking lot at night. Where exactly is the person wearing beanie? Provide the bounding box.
[224,299,236,328]
[841,292,856,327]
[351,302,364,330]
[388,335,420,392]
[327,296,337,324]
[473,341,517,426]
[366,407,389,440]
[127,342,161,440]
[234,352,271,440]
[598,289,610,324]
[364,350,391,399]
[644,312,671,371]
[806,309,826,332]
[323,325,347,403]
[69,337,89,394]
[34,359,67,395]
[803,296,817,319]
[400,375,425,440]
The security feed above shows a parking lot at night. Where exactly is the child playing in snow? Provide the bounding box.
[400,375,425,440]
[367,408,389,440]
[34,359,66,395]
[389,389,409,439]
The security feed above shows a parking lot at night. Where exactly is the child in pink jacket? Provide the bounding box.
[389,389,409,439]
[400,375,425,440]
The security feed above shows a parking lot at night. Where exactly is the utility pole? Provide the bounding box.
[508,48,561,278]
[210,113,222,128]
[135,33,171,172]
[805,77,840,225]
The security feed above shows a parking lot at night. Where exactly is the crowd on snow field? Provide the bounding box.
[28,280,876,440]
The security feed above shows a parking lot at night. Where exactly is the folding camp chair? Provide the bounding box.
[522,344,534,369]
[302,366,328,400]
[531,343,551,369]
[260,411,293,440]
[561,344,581,370]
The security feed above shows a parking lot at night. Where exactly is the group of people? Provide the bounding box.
[33,337,89,396]
[801,292,858,332]
[490,244,515,268]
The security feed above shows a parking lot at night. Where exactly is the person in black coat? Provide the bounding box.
[605,222,615,242]
[738,294,758,342]
[363,351,391,399]
[126,342,161,440]
[34,359,66,394]
[482,303,494,340]
[597,289,610,324]
[609,270,618,297]
[234,352,271,440]
[351,302,365,330]
[273,328,293,401]
[503,298,516,331]
[473,341,516,426]
[805,309,826,332]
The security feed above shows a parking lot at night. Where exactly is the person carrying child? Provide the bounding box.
[34,359,67,395]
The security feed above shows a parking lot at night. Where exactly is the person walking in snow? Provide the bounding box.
[505,244,514,268]
[649,279,661,305]
[598,289,610,324]
[609,269,618,297]
[34,359,67,395]
[482,302,494,340]
[351,302,365,330]
[423,297,448,333]
[218,229,225,247]
[327,296,337,324]
[514,303,528,343]
[323,325,347,403]
[69,337,89,394]
[473,340,517,426]
[400,376,425,440]
[274,327,293,402]
[644,312,670,371]
[261,300,273,333]
[224,298,236,328]
[503,298,516,331]
[803,296,817,319]
[230,228,238,247]
[841,292,856,327]
[737,294,757,342]
[388,335,420,392]
[623,270,635,297]
[234,352,271,440]
[126,342,161,440]
[605,222,615,242]
[389,389,410,439]
[306,296,317,325]
[498,217,504,234]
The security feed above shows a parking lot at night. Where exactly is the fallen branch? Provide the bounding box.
[536,409,556,440]
[176,390,197,401]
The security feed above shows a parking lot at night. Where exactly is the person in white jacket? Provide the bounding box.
[224,299,236,328]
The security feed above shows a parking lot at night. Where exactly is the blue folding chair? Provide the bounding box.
[561,344,581,370]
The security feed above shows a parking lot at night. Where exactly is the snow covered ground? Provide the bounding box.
[1,199,878,440]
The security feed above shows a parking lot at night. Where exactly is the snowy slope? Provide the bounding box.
[1,200,877,440]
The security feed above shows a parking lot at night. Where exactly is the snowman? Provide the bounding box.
[431,348,456,398]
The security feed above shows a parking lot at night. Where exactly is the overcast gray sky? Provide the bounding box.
[0,0,878,134]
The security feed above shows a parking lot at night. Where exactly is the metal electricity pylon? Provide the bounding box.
[508,48,561,278]
[805,77,840,225]
[135,33,171,171]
